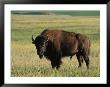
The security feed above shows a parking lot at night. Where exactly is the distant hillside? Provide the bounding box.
[11,11,100,16]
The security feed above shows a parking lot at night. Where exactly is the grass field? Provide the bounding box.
[11,11,100,77]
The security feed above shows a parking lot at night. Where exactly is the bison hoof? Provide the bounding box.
[52,66,60,70]
[56,66,60,70]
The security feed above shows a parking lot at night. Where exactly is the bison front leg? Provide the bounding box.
[51,59,62,70]
[56,59,62,69]
[51,60,62,69]
[51,62,56,69]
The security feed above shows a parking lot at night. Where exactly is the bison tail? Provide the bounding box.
[88,49,90,56]
[88,40,91,56]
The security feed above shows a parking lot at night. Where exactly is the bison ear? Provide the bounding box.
[40,35,49,42]
[32,41,35,44]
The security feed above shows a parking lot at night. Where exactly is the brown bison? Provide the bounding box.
[32,29,90,69]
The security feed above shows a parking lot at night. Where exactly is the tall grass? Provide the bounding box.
[11,14,100,77]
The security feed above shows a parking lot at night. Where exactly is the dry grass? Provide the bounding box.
[11,14,100,77]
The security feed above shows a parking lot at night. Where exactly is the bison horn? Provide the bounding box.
[32,35,35,42]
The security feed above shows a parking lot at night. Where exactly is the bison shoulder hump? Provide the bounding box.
[41,29,49,35]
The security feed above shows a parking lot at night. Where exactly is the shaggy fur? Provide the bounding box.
[32,29,90,69]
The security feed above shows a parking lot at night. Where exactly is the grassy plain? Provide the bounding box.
[11,12,100,77]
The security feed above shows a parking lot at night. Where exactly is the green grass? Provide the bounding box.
[12,11,100,16]
[11,12,100,77]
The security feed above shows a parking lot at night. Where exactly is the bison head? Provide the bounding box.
[32,35,49,59]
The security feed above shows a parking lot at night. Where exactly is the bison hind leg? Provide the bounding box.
[76,53,83,68]
[70,56,72,59]
[83,55,89,69]
[80,56,84,63]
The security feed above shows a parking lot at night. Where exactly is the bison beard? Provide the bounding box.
[32,29,90,69]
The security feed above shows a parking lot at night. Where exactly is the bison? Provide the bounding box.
[32,29,90,69]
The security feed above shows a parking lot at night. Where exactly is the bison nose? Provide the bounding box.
[40,51,44,55]
[37,51,40,55]
[37,50,43,56]
[37,52,43,59]
[39,55,43,59]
